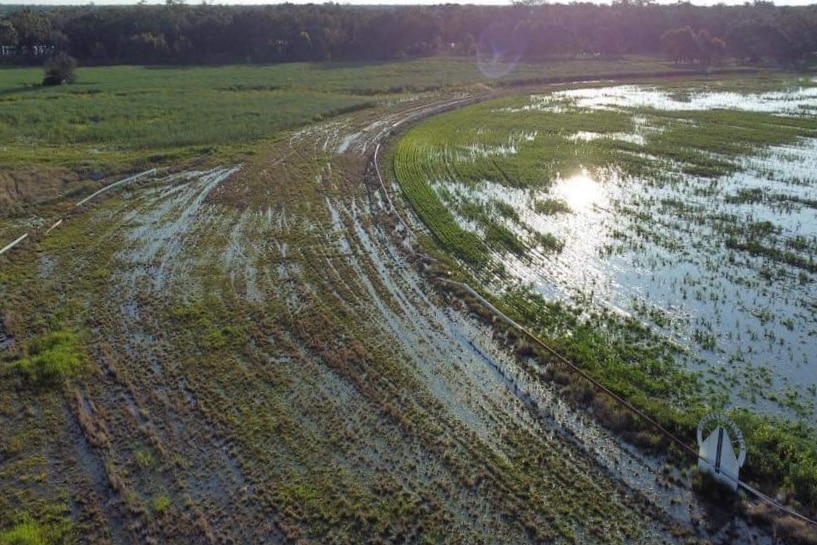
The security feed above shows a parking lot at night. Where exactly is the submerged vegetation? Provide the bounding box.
[393,75,817,521]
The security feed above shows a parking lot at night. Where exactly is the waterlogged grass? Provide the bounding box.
[1,61,812,544]
[533,198,571,215]
[732,410,817,507]
[504,287,702,408]
[399,99,636,185]
[392,139,489,268]
[392,75,817,516]
[3,117,683,544]
[0,512,72,545]
[640,109,817,176]
[502,286,817,511]
[11,330,86,387]
[0,55,706,217]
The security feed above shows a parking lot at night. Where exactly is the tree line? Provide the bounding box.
[1,1,816,67]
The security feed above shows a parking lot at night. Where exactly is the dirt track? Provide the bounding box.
[0,93,777,544]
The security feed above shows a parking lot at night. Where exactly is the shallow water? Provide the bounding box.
[442,84,817,422]
[535,81,817,116]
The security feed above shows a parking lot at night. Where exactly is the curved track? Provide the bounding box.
[0,93,777,544]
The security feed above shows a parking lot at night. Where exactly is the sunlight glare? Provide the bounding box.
[552,171,604,212]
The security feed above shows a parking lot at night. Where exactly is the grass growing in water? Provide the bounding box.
[533,198,571,215]
[392,75,817,516]
[3,62,813,545]
[0,55,697,173]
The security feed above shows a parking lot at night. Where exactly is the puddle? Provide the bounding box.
[336,131,361,154]
[115,166,240,296]
[0,330,14,349]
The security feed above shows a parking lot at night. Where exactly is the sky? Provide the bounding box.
[1,0,815,6]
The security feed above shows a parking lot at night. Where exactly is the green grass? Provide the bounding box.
[392,99,639,266]
[533,198,571,215]
[401,90,817,189]
[398,98,637,186]
[641,108,817,177]
[391,140,489,268]
[2,59,812,544]
[0,55,682,97]
[0,88,369,149]
[12,330,86,387]
[0,510,73,545]
[0,55,708,173]
[0,55,745,219]
[0,519,48,545]
[393,76,817,270]
[391,74,817,516]
[498,266,817,525]
[0,65,373,167]
[152,493,171,515]
[0,517,47,545]
[0,110,689,542]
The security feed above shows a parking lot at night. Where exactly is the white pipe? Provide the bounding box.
[0,233,28,257]
[45,219,63,234]
[76,168,158,207]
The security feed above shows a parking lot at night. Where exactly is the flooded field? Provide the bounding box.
[7,58,817,544]
[397,78,817,424]
[5,92,729,544]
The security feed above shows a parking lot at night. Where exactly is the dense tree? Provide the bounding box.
[0,19,18,47]
[708,36,727,65]
[8,9,51,55]
[660,26,698,64]
[660,26,727,65]
[1,2,817,67]
[727,20,794,63]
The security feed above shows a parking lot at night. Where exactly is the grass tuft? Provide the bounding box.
[12,330,85,387]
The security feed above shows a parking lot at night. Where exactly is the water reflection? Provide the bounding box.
[448,84,817,422]
[551,171,604,212]
[510,82,817,117]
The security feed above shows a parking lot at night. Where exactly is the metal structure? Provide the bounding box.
[697,412,747,491]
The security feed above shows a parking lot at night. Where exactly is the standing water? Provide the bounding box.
[435,81,817,423]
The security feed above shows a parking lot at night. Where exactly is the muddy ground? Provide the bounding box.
[0,92,780,544]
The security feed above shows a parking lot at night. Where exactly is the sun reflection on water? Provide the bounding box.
[551,170,605,212]
[466,84,817,421]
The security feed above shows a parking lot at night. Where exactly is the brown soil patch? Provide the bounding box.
[0,166,82,218]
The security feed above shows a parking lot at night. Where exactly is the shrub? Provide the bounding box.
[43,53,77,86]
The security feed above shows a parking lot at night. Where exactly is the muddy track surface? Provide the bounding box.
[0,93,773,544]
